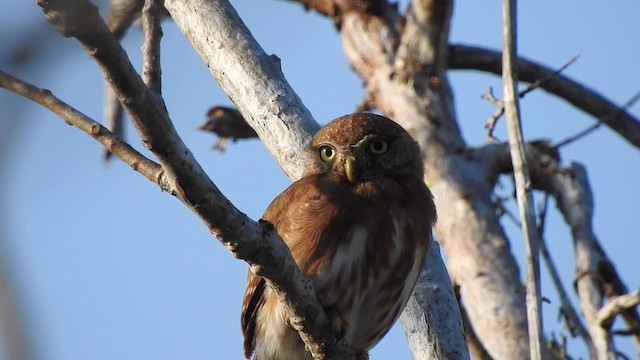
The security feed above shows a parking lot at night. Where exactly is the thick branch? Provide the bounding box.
[32,1,353,358]
[449,44,640,150]
[400,242,469,360]
[164,0,319,180]
[394,0,452,83]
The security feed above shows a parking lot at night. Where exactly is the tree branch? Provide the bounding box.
[597,290,640,331]
[394,0,452,85]
[30,0,354,358]
[141,0,164,96]
[537,195,595,355]
[501,1,542,358]
[164,0,319,180]
[400,242,469,360]
[0,69,162,183]
[448,44,640,151]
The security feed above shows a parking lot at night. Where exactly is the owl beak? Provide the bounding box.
[344,156,356,182]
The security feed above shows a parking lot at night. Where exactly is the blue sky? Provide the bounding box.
[1,1,638,359]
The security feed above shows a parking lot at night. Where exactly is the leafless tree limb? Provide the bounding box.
[547,164,617,359]
[164,0,319,180]
[501,1,543,358]
[597,290,640,331]
[0,70,162,183]
[448,44,640,150]
[481,87,504,141]
[537,195,594,355]
[141,0,164,96]
[454,285,493,360]
[482,55,578,142]
[102,0,145,160]
[400,242,469,360]
[555,90,640,149]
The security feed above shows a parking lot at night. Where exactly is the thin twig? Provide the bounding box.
[0,70,162,183]
[493,194,522,227]
[519,55,578,98]
[482,87,505,141]
[483,56,579,142]
[555,123,602,148]
[449,45,640,150]
[556,90,640,148]
[501,0,543,358]
[537,194,594,355]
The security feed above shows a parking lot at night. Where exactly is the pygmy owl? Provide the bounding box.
[241,113,436,359]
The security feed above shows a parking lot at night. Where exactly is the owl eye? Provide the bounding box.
[319,145,336,162]
[368,139,389,154]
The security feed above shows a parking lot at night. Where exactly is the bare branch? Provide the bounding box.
[556,90,640,148]
[400,242,469,360]
[537,195,594,355]
[548,164,617,359]
[482,56,578,142]
[0,70,162,183]
[481,87,504,141]
[394,0,452,84]
[501,1,543,358]
[141,0,164,96]
[597,290,640,331]
[103,83,125,160]
[164,0,319,180]
[103,0,144,161]
[554,123,602,149]
[518,55,578,98]
[449,44,640,150]
[106,0,144,39]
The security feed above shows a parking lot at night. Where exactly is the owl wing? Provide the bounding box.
[240,180,307,358]
[241,272,266,358]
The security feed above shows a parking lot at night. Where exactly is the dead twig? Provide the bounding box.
[556,90,640,148]
[483,56,579,142]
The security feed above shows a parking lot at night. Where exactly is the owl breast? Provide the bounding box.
[247,173,435,360]
[313,208,430,350]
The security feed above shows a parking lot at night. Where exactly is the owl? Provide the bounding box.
[241,113,436,359]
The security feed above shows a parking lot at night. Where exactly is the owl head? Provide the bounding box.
[303,113,424,182]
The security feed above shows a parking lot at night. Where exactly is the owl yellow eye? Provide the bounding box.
[368,139,389,154]
[319,145,336,162]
